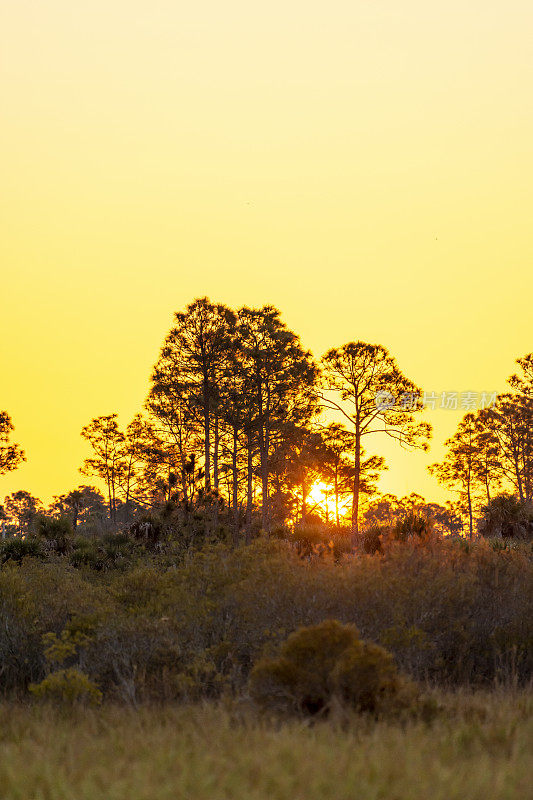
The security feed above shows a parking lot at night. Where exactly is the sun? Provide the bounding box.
[307,480,350,523]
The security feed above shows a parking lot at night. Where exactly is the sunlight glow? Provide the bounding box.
[307,481,350,523]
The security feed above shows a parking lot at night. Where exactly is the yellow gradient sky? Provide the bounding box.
[1,0,532,506]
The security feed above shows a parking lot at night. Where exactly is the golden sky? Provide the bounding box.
[1,0,532,505]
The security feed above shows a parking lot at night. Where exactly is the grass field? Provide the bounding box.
[0,690,531,800]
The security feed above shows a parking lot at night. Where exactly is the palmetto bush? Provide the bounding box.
[391,511,434,542]
[0,536,43,564]
[478,494,533,541]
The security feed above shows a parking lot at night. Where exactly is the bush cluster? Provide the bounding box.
[0,532,530,704]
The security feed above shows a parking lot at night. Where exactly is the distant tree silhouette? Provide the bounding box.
[216,340,251,543]
[61,489,84,530]
[0,412,25,475]
[147,358,198,507]
[50,485,107,530]
[489,353,533,502]
[3,490,42,535]
[470,409,502,503]
[431,353,533,535]
[317,423,353,526]
[363,492,462,535]
[119,414,162,516]
[489,394,532,503]
[80,415,126,524]
[429,413,480,539]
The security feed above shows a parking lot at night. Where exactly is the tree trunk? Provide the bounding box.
[467,483,473,539]
[203,379,211,492]
[232,425,239,546]
[106,464,112,523]
[245,433,253,544]
[213,410,219,492]
[125,457,132,520]
[510,422,524,501]
[301,481,307,526]
[351,427,361,548]
[213,409,219,528]
[524,418,532,501]
[261,457,269,531]
[259,382,271,532]
[335,466,339,528]
[111,474,116,526]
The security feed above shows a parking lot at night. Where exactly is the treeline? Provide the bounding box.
[1,299,533,542]
[72,299,431,545]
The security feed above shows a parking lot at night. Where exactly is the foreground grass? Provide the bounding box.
[0,690,531,800]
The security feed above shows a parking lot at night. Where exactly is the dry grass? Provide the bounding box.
[0,689,531,800]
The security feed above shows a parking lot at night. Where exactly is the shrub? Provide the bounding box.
[0,565,44,692]
[479,494,533,541]
[70,533,139,571]
[0,536,43,563]
[291,525,333,559]
[83,615,182,704]
[29,668,102,705]
[34,515,73,554]
[249,620,415,716]
[129,515,165,548]
[70,538,105,570]
[391,512,433,542]
[332,640,415,712]
[361,524,387,554]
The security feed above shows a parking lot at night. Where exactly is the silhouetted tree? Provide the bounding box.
[146,365,198,507]
[429,413,479,538]
[0,412,25,475]
[80,415,126,524]
[149,298,235,497]
[321,342,430,543]
[3,490,42,535]
[118,414,162,516]
[278,426,325,526]
[237,306,318,531]
[61,489,84,530]
[470,409,502,503]
[490,353,533,501]
[318,423,387,526]
[363,492,462,535]
[50,485,107,530]
[217,344,251,544]
[509,352,533,398]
